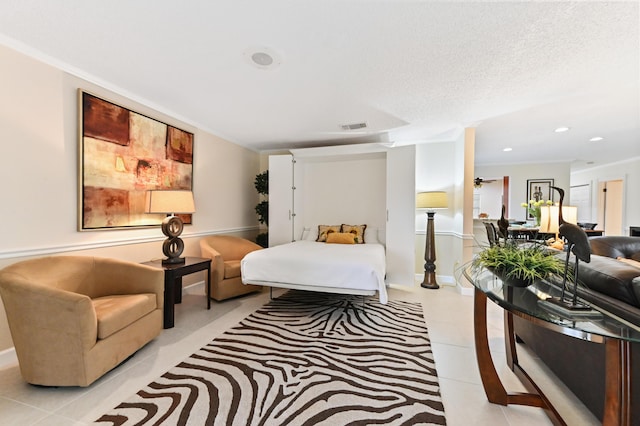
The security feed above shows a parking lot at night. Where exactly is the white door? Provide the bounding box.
[268,155,294,246]
[385,145,416,286]
[598,179,624,236]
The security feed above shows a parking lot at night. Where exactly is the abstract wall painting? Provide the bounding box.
[79,91,193,230]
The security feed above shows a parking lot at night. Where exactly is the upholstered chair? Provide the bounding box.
[0,256,164,387]
[200,235,263,301]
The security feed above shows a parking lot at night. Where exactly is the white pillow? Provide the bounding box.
[364,227,379,244]
[301,227,319,241]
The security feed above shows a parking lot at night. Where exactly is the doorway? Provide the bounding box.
[473,176,509,219]
[597,179,624,236]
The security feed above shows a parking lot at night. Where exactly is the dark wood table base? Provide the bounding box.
[474,288,632,426]
[143,257,212,329]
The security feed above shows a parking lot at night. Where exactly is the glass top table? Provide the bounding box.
[465,265,640,344]
[464,265,634,426]
[508,227,604,241]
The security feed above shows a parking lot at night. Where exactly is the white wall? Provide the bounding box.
[474,181,503,219]
[413,131,477,290]
[571,157,640,234]
[474,162,571,222]
[297,154,387,237]
[0,44,261,351]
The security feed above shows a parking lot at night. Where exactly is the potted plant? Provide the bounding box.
[473,242,564,286]
[254,170,269,248]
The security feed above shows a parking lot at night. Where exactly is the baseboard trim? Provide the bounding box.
[0,347,17,370]
[183,280,206,291]
[456,283,474,297]
[413,274,456,288]
[413,273,472,296]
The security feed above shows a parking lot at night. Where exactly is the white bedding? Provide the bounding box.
[241,240,387,304]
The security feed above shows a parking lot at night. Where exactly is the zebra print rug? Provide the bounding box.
[95,291,446,425]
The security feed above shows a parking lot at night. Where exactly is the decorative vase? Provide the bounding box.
[492,268,535,287]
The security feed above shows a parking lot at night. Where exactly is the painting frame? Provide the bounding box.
[78,90,194,231]
[526,178,554,219]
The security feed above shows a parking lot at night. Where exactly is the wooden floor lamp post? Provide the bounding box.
[417,191,448,289]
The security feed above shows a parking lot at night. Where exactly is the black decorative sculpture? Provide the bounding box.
[550,186,591,309]
[497,204,509,243]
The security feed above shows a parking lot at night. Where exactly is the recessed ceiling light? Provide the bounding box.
[251,52,273,66]
[243,46,282,70]
[554,127,570,133]
[589,136,604,142]
[503,147,512,152]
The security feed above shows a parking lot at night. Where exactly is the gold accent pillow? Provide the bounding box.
[316,225,341,242]
[617,257,640,270]
[341,224,367,244]
[326,232,356,244]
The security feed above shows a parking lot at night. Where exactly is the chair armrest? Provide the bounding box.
[92,258,164,309]
[200,240,224,284]
[0,275,98,352]
[234,239,264,258]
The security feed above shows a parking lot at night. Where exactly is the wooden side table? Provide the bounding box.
[142,257,212,329]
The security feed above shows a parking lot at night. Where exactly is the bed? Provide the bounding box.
[241,239,388,304]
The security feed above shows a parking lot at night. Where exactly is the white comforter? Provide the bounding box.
[241,241,387,304]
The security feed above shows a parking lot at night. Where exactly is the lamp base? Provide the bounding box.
[421,211,440,290]
[420,269,439,289]
[162,256,186,265]
[420,282,440,290]
[160,216,186,265]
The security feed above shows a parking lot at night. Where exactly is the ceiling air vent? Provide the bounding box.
[341,122,368,131]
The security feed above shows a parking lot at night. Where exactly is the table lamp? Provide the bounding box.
[416,191,448,289]
[146,190,195,264]
[539,205,577,250]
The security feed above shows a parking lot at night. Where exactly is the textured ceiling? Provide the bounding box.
[1,1,638,170]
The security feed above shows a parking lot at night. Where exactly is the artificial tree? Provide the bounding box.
[254,170,268,247]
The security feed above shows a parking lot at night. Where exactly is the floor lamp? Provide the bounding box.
[417,191,448,289]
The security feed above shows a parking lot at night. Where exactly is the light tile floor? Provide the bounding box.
[0,284,598,425]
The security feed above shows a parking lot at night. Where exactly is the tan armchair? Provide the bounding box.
[200,235,263,301]
[0,256,163,387]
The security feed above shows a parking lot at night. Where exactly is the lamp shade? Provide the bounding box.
[539,205,577,233]
[145,190,195,214]
[416,191,448,209]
